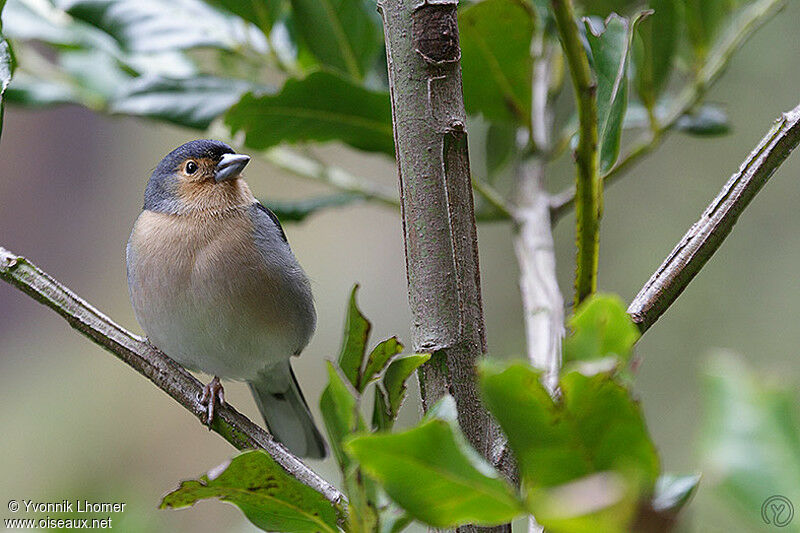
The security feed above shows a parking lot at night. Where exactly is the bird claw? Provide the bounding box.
[199,376,225,428]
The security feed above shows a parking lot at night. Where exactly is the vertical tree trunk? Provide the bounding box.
[377,1,509,531]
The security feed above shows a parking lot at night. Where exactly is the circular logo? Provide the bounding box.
[762,495,794,528]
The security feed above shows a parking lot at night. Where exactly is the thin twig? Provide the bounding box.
[550,0,786,220]
[260,146,400,208]
[628,103,800,332]
[0,246,346,510]
[550,0,599,306]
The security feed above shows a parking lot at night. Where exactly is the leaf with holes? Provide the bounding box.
[160,450,341,533]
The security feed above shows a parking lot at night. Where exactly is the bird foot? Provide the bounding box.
[199,376,225,428]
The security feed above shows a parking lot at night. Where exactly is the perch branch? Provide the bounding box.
[551,0,599,305]
[0,246,346,510]
[550,0,786,220]
[628,103,800,332]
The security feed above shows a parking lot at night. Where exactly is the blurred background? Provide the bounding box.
[1,2,799,532]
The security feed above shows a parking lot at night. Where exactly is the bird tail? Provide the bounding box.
[249,360,328,459]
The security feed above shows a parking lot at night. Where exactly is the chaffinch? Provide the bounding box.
[126,139,326,459]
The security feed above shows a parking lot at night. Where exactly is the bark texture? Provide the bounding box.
[629,103,800,332]
[378,1,507,531]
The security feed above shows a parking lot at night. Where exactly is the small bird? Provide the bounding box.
[126,139,327,458]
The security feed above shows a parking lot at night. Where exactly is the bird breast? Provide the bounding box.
[126,207,315,380]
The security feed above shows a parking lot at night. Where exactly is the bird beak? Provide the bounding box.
[215,153,251,182]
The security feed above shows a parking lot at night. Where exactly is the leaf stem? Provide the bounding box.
[550,0,600,306]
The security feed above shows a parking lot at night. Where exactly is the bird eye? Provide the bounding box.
[185,161,198,174]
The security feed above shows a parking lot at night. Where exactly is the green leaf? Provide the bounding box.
[479,361,659,490]
[111,75,262,130]
[289,0,381,79]
[319,361,363,471]
[683,0,732,63]
[584,13,645,173]
[0,36,11,139]
[360,336,403,392]
[204,0,284,35]
[225,71,394,155]
[700,351,800,529]
[345,396,524,528]
[261,193,365,222]
[383,353,431,419]
[563,293,640,365]
[60,0,249,53]
[4,74,80,107]
[485,122,517,176]
[633,0,677,110]
[675,104,730,136]
[371,386,392,431]
[650,473,701,514]
[459,0,534,125]
[633,473,701,532]
[526,472,639,533]
[337,284,371,390]
[160,450,340,533]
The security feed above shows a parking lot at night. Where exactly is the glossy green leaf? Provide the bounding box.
[336,284,371,390]
[683,0,731,63]
[700,351,800,529]
[459,0,534,125]
[479,361,659,490]
[676,104,730,136]
[633,0,677,110]
[204,0,283,35]
[60,48,132,103]
[160,450,340,533]
[261,193,364,222]
[360,336,403,392]
[563,293,640,365]
[226,71,394,155]
[383,353,431,419]
[584,13,644,173]
[289,0,381,79]
[60,0,248,53]
[111,76,261,130]
[345,396,524,528]
[320,361,363,471]
[527,472,639,533]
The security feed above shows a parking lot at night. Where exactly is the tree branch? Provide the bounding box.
[513,36,563,395]
[550,0,599,306]
[0,246,346,510]
[627,103,800,332]
[378,1,509,531]
[550,0,786,221]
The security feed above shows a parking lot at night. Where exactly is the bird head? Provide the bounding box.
[143,139,252,214]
